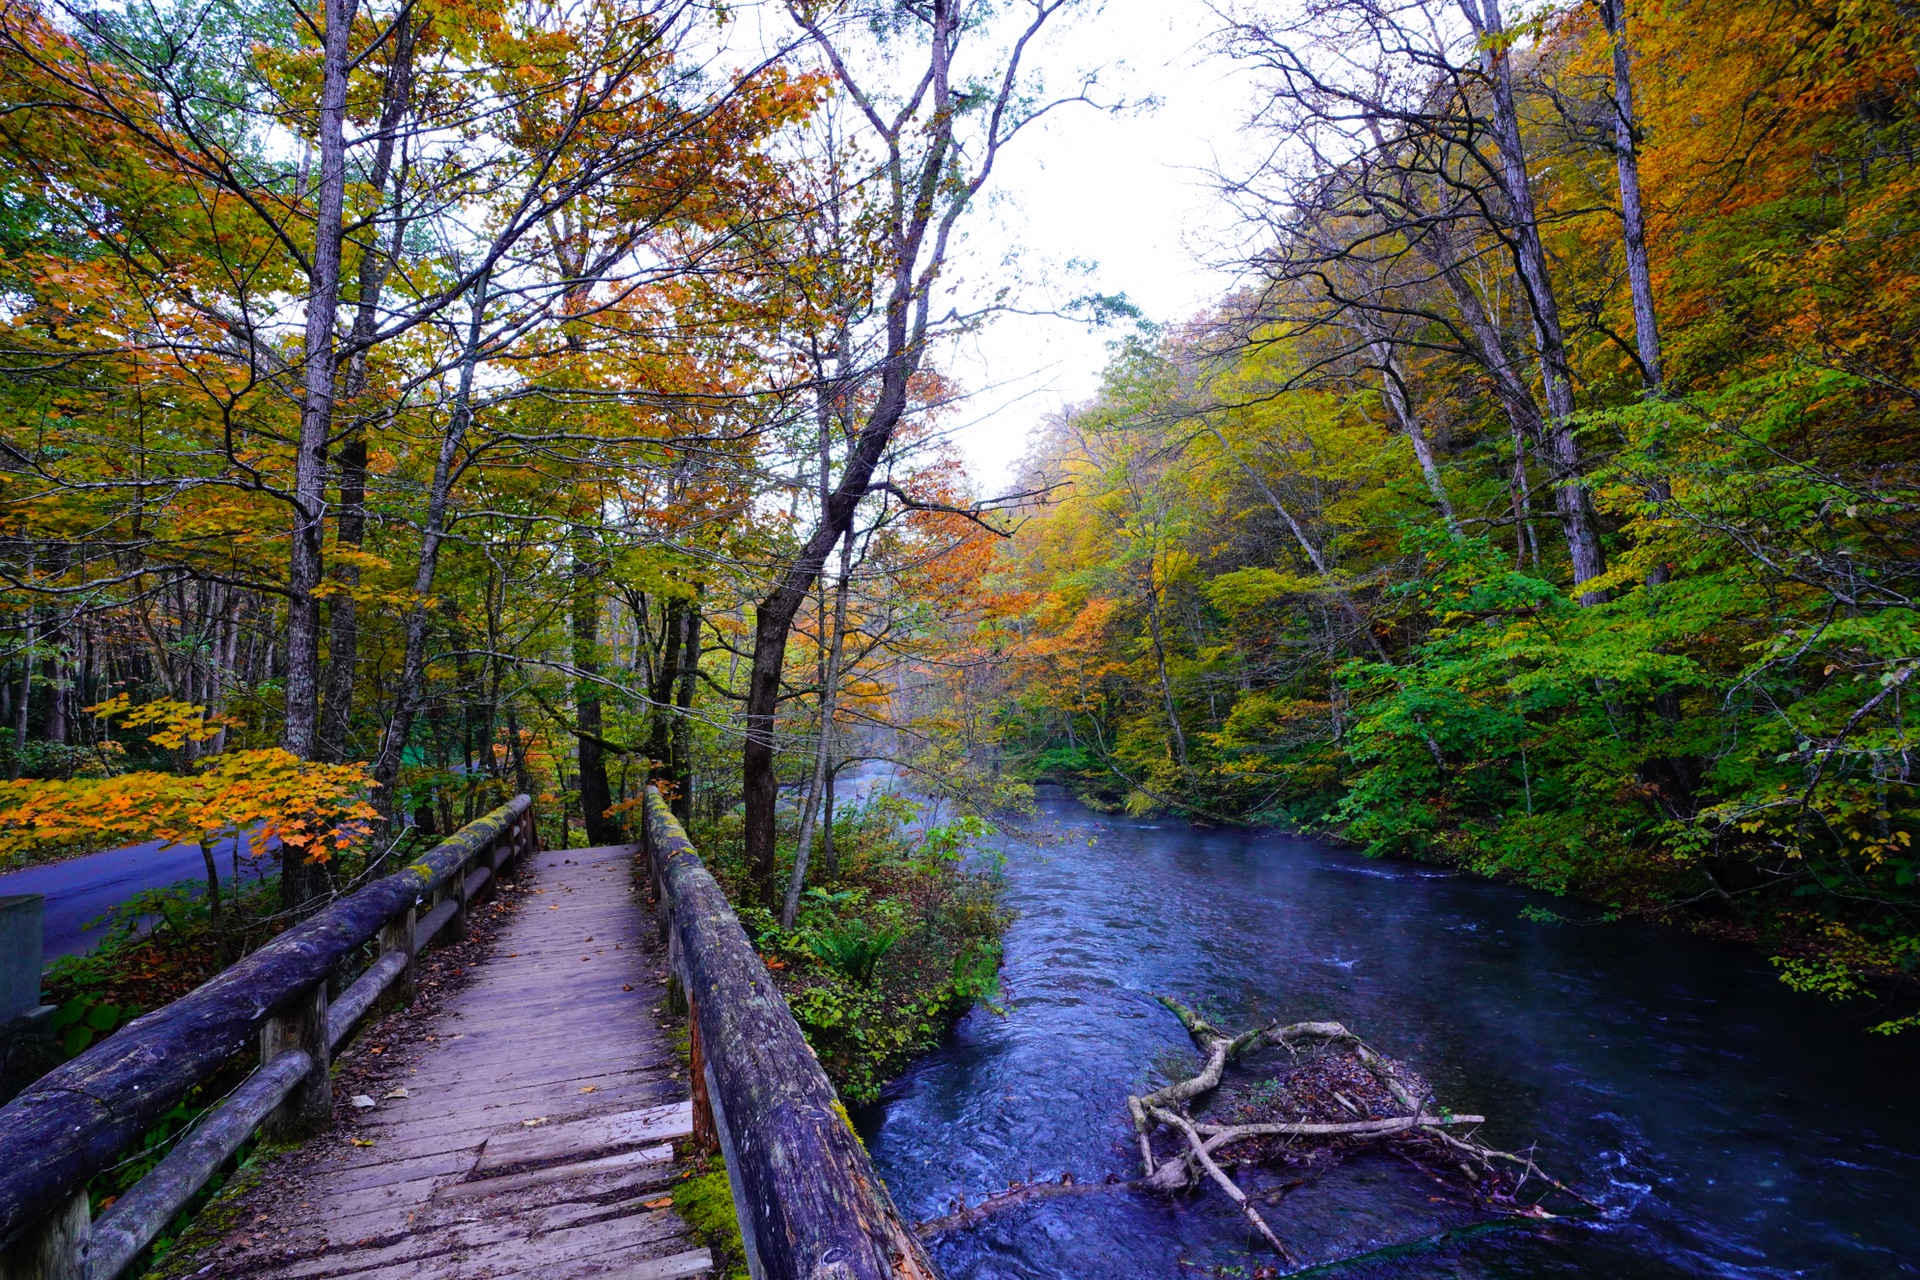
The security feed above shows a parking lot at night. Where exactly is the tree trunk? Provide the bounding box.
[1364,337,1459,536]
[572,530,619,845]
[11,549,36,779]
[318,16,415,763]
[782,532,855,928]
[822,758,839,882]
[41,646,64,745]
[1462,0,1607,602]
[370,278,488,833]
[647,595,686,778]
[1142,568,1189,769]
[1597,0,1662,394]
[670,594,700,825]
[743,355,915,906]
[284,0,362,769]
[198,840,222,928]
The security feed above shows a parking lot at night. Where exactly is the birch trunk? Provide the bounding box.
[320,16,416,762]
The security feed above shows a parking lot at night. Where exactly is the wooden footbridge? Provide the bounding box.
[0,795,937,1280]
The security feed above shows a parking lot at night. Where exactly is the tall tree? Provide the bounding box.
[742,0,1085,905]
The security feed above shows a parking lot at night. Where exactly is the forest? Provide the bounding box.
[986,0,1920,1027]
[0,0,1024,892]
[0,0,1917,1052]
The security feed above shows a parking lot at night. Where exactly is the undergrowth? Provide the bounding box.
[691,791,1010,1103]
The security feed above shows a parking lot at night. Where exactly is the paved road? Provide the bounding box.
[0,835,275,960]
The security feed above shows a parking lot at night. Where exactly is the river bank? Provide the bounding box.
[1047,764,1920,1035]
[685,780,1010,1104]
[859,785,1920,1278]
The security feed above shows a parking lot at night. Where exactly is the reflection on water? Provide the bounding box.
[856,787,1920,1278]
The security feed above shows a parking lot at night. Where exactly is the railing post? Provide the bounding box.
[378,905,417,1012]
[687,994,717,1154]
[435,862,469,943]
[0,1187,88,1280]
[260,984,330,1141]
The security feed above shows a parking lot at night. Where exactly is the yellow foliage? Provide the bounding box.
[0,749,377,867]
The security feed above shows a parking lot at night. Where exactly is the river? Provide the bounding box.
[856,785,1920,1278]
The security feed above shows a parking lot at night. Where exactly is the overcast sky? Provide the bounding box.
[932,0,1258,487]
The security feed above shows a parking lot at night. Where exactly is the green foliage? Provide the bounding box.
[806,919,900,985]
[693,792,1010,1103]
[48,997,126,1057]
[974,0,1920,1028]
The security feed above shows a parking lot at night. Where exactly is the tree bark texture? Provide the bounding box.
[1597,0,1662,392]
[285,0,362,767]
[670,595,700,825]
[781,532,854,927]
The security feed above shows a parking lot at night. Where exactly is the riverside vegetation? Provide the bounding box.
[693,793,1010,1104]
[967,0,1920,1032]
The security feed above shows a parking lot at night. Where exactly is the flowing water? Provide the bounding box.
[856,786,1920,1278]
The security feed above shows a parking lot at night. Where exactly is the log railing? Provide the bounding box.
[641,789,940,1280]
[0,795,536,1280]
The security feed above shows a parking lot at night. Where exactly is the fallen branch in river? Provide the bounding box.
[1127,996,1590,1264]
[914,1173,1132,1238]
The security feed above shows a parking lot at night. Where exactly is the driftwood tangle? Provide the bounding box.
[1128,997,1587,1263]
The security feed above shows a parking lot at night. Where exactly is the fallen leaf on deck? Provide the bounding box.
[349,1138,375,1147]
[384,1088,410,1099]
[521,1117,549,1127]
[643,1197,673,1209]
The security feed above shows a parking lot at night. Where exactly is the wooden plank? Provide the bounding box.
[350,1078,681,1136]
[352,1077,676,1126]
[286,1207,696,1280]
[276,1197,690,1279]
[314,1149,679,1243]
[598,1252,716,1280]
[472,1102,692,1174]
[224,836,711,1280]
[430,1143,675,1200]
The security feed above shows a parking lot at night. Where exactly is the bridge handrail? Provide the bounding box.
[641,789,940,1280]
[0,794,536,1278]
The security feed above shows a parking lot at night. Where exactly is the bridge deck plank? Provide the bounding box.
[212,843,708,1280]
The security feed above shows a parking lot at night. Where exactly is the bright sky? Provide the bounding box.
[936,0,1257,488]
